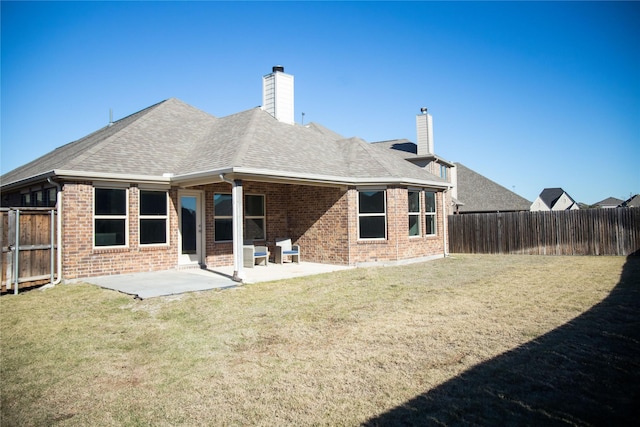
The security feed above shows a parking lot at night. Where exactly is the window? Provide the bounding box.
[94,188,127,247]
[139,190,168,245]
[21,193,31,206]
[408,190,421,236]
[214,193,267,241]
[358,190,386,239]
[425,191,437,236]
[47,188,57,207]
[245,194,265,240]
[440,164,448,180]
[214,193,233,242]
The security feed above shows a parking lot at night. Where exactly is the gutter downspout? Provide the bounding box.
[219,174,245,282]
[44,177,63,287]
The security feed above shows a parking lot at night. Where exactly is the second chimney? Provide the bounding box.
[262,65,294,124]
[416,107,434,155]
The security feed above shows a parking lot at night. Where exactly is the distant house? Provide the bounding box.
[0,67,451,282]
[593,197,624,209]
[530,188,579,211]
[620,194,640,208]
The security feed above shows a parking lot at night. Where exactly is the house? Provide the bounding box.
[371,117,531,214]
[0,66,451,283]
[620,194,640,208]
[530,188,579,211]
[593,197,624,209]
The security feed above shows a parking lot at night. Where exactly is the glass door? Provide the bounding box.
[179,192,202,265]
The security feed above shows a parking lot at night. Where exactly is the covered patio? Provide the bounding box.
[84,261,354,299]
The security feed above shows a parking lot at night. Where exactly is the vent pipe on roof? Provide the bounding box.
[262,66,294,125]
[416,107,434,155]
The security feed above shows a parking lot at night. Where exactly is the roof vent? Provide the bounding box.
[272,65,285,73]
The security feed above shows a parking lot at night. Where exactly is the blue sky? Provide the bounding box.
[2,1,638,204]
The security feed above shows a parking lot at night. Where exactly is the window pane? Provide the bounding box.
[426,215,436,235]
[359,216,385,239]
[140,191,167,215]
[140,219,167,244]
[245,218,265,240]
[215,218,233,241]
[409,215,420,236]
[96,188,126,215]
[214,194,232,216]
[408,191,420,213]
[245,195,264,216]
[95,219,125,246]
[181,198,197,254]
[425,191,436,213]
[359,191,385,214]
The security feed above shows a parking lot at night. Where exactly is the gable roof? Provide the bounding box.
[593,197,624,207]
[455,162,531,213]
[537,187,576,209]
[1,98,447,190]
[621,194,640,208]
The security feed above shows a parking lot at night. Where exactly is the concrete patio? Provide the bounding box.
[84,262,354,299]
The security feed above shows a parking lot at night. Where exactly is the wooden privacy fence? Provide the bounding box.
[1,208,58,294]
[448,207,640,256]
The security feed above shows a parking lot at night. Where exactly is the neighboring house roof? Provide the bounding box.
[454,162,531,213]
[537,187,576,210]
[620,194,640,208]
[593,197,624,208]
[1,98,448,190]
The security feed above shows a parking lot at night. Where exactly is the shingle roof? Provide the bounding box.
[594,197,624,207]
[455,162,531,213]
[1,98,447,189]
[538,187,575,209]
[621,194,640,208]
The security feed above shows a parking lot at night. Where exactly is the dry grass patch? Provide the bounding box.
[1,255,638,426]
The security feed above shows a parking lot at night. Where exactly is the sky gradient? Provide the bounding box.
[2,1,639,204]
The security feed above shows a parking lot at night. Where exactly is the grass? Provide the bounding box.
[1,254,638,426]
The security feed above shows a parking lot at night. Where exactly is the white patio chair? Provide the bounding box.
[274,238,300,264]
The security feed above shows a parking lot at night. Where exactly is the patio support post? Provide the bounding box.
[231,179,245,282]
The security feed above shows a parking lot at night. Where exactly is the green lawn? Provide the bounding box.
[1,255,638,426]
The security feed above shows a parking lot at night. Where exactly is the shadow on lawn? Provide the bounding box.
[364,256,640,426]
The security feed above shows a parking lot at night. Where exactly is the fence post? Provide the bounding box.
[13,210,20,295]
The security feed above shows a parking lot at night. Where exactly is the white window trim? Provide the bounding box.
[214,193,233,243]
[408,189,421,238]
[93,186,129,248]
[357,188,387,241]
[138,189,169,247]
[244,193,266,241]
[425,190,437,237]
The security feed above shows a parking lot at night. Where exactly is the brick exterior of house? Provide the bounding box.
[60,180,448,280]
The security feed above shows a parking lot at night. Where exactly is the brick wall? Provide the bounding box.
[62,182,178,279]
[60,180,449,278]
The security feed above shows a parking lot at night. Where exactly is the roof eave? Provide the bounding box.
[173,167,450,189]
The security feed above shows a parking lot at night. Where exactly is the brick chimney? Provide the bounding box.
[416,107,434,155]
[262,65,294,124]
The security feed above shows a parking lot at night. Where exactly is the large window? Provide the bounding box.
[245,194,265,240]
[408,190,421,237]
[214,193,233,242]
[139,190,168,245]
[94,188,127,247]
[358,190,386,239]
[214,193,266,242]
[425,191,437,236]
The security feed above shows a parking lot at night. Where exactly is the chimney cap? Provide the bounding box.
[420,107,428,114]
[272,65,285,73]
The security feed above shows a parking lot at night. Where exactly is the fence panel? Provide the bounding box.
[448,207,640,256]
[1,208,58,293]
